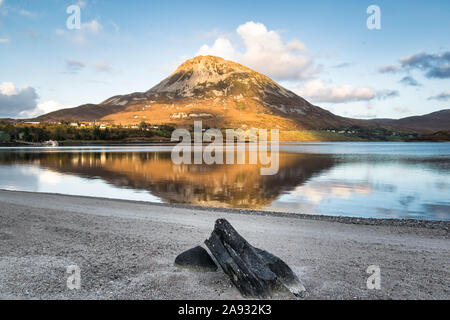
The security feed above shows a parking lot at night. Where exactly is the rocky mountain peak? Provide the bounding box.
[174,55,255,75]
[147,55,296,101]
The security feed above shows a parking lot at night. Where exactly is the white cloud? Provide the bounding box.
[197,21,317,81]
[95,61,111,72]
[56,19,103,45]
[198,38,236,60]
[0,0,3,6]
[55,28,65,36]
[67,59,86,67]
[393,106,411,114]
[351,113,378,119]
[71,33,87,45]
[0,82,39,117]
[197,21,399,106]
[293,79,376,103]
[0,82,70,118]
[25,28,39,38]
[37,100,68,113]
[293,79,400,104]
[380,51,450,79]
[0,82,18,95]
[65,59,86,73]
[82,19,102,34]
[72,20,103,44]
[375,90,399,100]
[378,65,401,73]
[428,90,450,101]
[19,9,32,17]
[197,28,228,40]
[19,100,72,118]
[111,22,120,32]
[0,37,10,43]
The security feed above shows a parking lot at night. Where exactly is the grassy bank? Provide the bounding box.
[279,130,365,142]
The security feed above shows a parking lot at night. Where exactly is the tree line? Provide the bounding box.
[0,122,175,143]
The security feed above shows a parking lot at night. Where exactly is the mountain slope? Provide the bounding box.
[35,56,356,130]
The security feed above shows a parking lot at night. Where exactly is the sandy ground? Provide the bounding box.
[0,189,448,300]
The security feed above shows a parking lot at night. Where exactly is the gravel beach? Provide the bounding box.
[0,189,448,300]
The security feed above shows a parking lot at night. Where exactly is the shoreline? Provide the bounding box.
[2,140,449,149]
[1,189,449,230]
[0,189,449,300]
[3,140,449,148]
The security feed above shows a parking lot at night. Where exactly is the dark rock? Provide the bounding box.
[175,246,218,272]
[254,248,306,297]
[205,219,305,298]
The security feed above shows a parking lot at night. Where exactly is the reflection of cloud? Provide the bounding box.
[377,205,450,220]
[399,195,416,208]
[38,170,63,184]
[435,181,449,192]
[0,166,39,191]
[375,208,421,219]
[423,204,450,220]
[292,181,372,205]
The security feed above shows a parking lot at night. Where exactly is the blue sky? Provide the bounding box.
[0,0,449,119]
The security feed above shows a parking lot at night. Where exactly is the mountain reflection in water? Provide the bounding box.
[0,151,335,208]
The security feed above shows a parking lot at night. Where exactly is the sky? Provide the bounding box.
[0,0,449,119]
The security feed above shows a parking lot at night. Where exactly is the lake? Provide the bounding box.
[0,142,449,221]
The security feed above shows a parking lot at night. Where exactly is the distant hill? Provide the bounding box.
[368,110,450,133]
[412,130,450,141]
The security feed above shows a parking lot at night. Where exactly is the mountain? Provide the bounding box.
[35,56,356,130]
[368,110,450,133]
[33,56,449,134]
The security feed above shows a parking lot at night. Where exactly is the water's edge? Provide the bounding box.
[2,189,448,230]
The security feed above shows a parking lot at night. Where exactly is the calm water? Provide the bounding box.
[0,142,449,221]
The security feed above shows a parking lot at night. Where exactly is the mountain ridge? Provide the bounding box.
[367,109,450,133]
